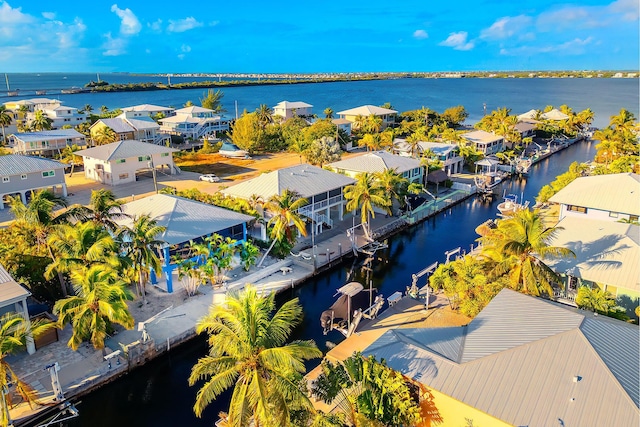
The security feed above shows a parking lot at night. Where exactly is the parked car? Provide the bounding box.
[199,174,220,183]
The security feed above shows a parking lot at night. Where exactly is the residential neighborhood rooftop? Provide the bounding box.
[462,129,503,143]
[75,140,178,161]
[0,155,66,176]
[10,129,85,142]
[328,151,421,174]
[337,105,398,116]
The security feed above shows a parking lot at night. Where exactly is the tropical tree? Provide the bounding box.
[66,189,128,232]
[305,136,342,167]
[92,125,117,146]
[117,215,166,304]
[188,285,322,426]
[54,265,134,350]
[324,107,334,119]
[441,105,468,128]
[343,172,391,240]
[257,190,308,266]
[231,112,262,153]
[575,286,616,313]
[199,89,225,113]
[0,105,11,145]
[255,104,273,129]
[375,168,407,213]
[99,105,109,116]
[0,313,53,427]
[30,110,53,131]
[82,104,94,114]
[478,208,575,296]
[311,353,437,427]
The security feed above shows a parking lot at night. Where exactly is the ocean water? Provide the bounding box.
[3,73,638,128]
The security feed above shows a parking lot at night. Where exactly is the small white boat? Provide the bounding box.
[218,141,250,159]
[474,172,503,194]
[497,193,529,217]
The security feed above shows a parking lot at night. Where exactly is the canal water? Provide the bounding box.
[66,139,597,426]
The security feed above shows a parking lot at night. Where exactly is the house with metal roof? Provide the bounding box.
[542,108,570,121]
[158,106,229,140]
[273,101,313,120]
[116,194,255,293]
[461,129,504,155]
[514,120,536,138]
[393,139,463,175]
[75,140,179,186]
[336,105,397,130]
[89,113,167,145]
[0,155,67,209]
[362,288,640,427]
[11,129,86,157]
[25,103,87,130]
[545,173,640,311]
[121,104,176,119]
[327,151,424,184]
[0,263,36,354]
[222,164,355,238]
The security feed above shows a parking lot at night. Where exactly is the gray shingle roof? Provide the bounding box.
[222,164,355,200]
[363,289,640,427]
[116,194,254,246]
[75,140,178,161]
[0,155,66,176]
[549,173,640,215]
[328,151,421,175]
[11,129,84,142]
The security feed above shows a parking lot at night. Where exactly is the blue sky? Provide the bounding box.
[1,0,638,73]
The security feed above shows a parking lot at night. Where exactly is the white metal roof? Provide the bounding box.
[222,164,355,200]
[328,151,421,174]
[364,289,640,427]
[550,173,640,216]
[273,101,313,109]
[122,104,174,113]
[0,263,30,306]
[0,155,66,176]
[116,194,254,246]
[546,215,640,292]
[462,129,503,144]
[11,129,85,142]
[517,109,539,120]
[542,108,570,120]
[75,140,178,161]
[337,105,397,116]
[175,106,215,114]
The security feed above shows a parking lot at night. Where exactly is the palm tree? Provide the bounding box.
[610,108,636,136]
[117,215,166,304]
[199,89,225,113]
[30,110,53,131]
[257,190,308,267]
[324,107,334,119]
[45,221,124,285]
[0,105,12,145]
[188,285,321,426]
[92,125,117,146]
[255,104,273,130]
[54,265,134,350]
[343,172,390,240]
[66,189,129,232]
[575,286,616,313]
[375,168,407,214]
[0,313,53,427]
[99,105,109,116]
[82,104,93,114]
[311,353,430,427]
[478,208,575,296]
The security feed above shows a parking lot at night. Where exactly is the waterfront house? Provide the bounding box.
[75,140,179,186]
[514,121,536,138]
[20,100,88,130]
[121,104,176,119]
[327,151,424,184]
[0,263,36,354]
[90,113,167,145]
[11,129,86,157]
[158,106,229,140]
[222,164,355,239]
[0,155,67,209]
[461,130,504,155]
[542,108,570,121]
[517,109,541,122]
[273,101,313,120]
[545,173,640,311]
[116,194,254,293]
[393,139,463,175]
[336,105,397,131]
[362,289,640,427]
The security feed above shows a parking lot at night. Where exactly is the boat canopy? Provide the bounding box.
[337,282,364,297]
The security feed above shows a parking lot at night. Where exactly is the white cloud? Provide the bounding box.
[180,44,191,53]
[480,15,531,40]
[53,17,86,49]
[110,4,141,35]
[608,0,639,21]
[500,37,593,56]
[413,29,428,39]
[148,19,162,32]
[0,1,33,37]
[439,31,474,51]
[42,11,55,20]
[102,32,127,56]
[167,17,203,33]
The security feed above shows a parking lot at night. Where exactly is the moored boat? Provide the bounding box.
[320,281,384,338]
[497,193,529,217]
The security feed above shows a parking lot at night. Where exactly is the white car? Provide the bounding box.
[199,174,220,183]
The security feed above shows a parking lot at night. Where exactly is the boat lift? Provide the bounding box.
[407,261,438,311]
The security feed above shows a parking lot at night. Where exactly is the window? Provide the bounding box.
[2,177,9,183]
[138,156,151,162]
[567,205,587,214]
[20,174,27,180]
[116,159,126,164]
[631,215,639,222]
[42,170,55,178]
[609,212,619,218]
[119,173,129,180]
[161,152,169,157]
